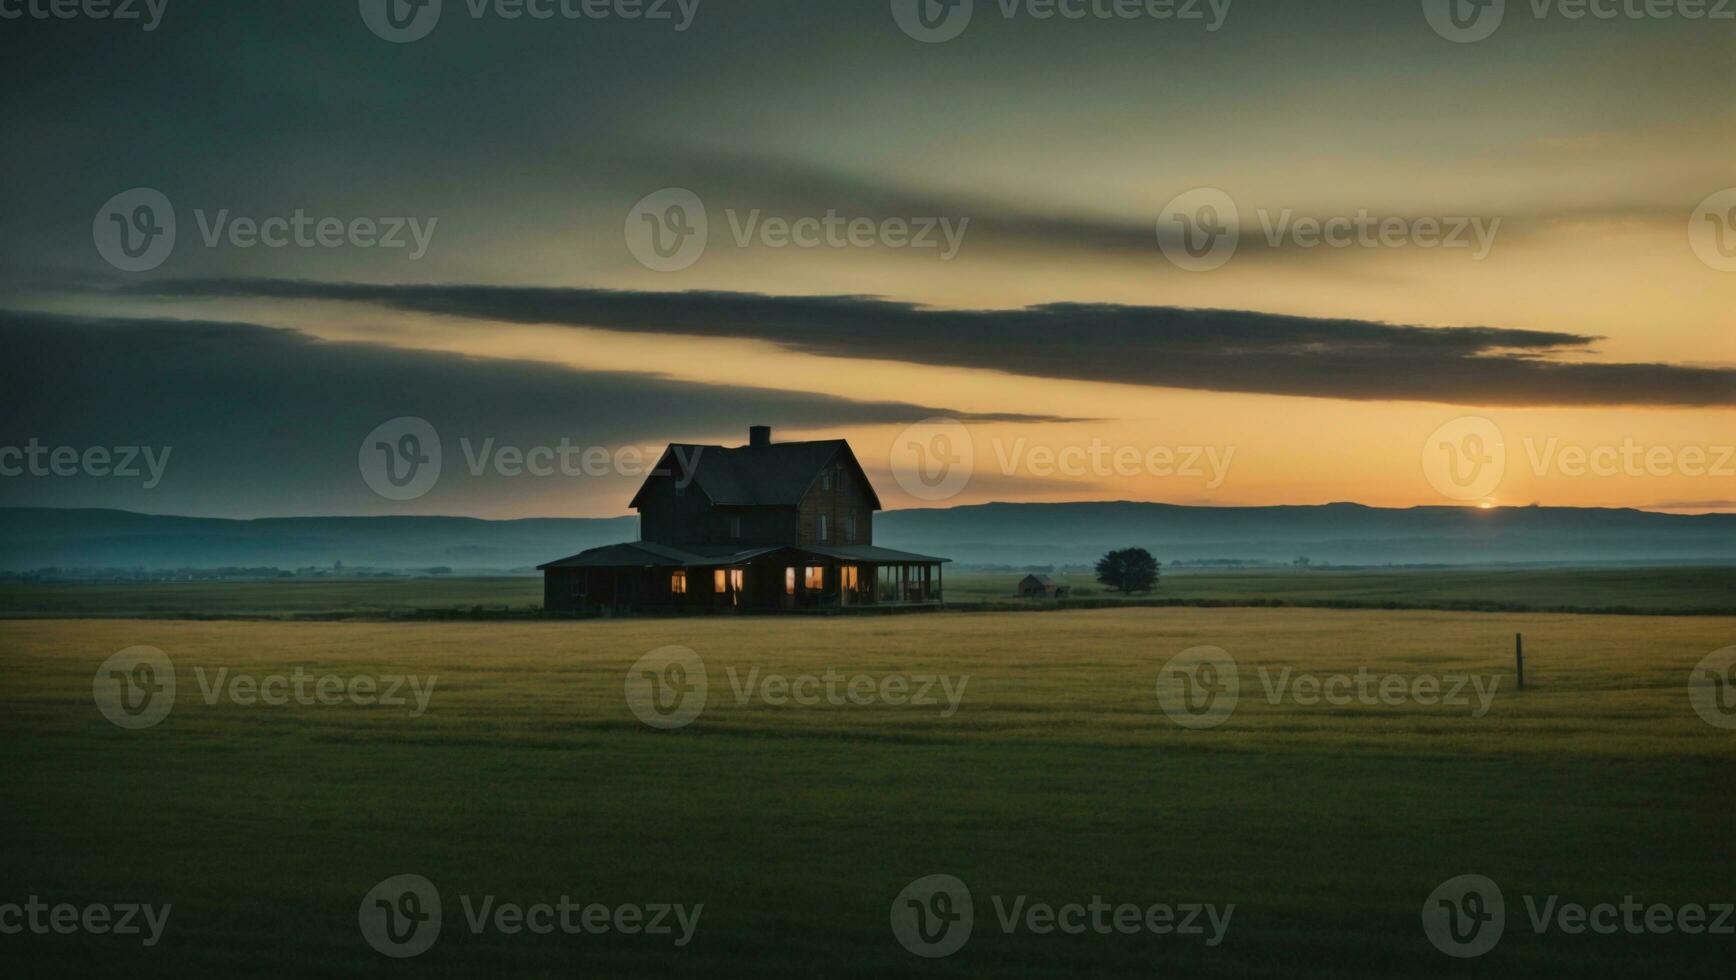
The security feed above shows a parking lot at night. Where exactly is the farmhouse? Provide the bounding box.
[1017,574,1069,599]
[539,426,949,614]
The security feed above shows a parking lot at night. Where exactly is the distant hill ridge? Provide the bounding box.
[0,503,1731,571]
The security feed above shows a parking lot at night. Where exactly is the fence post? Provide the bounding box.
[1515,633,1525,691]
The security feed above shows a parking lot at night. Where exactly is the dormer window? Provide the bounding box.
[817,514,829,542]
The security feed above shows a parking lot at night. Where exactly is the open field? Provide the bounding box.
[2,608,1732,977]
[3,565,1734,619]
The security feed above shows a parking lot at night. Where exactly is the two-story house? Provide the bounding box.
[539,426,949,613]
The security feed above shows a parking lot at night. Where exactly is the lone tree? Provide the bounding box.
[1096,547,1159,594]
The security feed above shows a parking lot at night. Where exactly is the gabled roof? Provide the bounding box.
[628,439,882,510]
[537,542,782,570]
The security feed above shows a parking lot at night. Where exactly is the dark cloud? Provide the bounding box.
[0,309,1069,517]
[113,278,1736,407]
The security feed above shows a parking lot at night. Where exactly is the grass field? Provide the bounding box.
[3,565,1733,618]
[2,608,1732,977]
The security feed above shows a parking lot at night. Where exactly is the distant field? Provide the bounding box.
[1,608,1731,977]
[2,566,1733,618]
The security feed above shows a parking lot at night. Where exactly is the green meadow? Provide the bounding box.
[3,565,1733,618]
[1,607,1731,977]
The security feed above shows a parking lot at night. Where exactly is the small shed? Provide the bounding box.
[1017,574,1068,599]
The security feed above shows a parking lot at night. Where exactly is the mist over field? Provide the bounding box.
[4,503,1733,572]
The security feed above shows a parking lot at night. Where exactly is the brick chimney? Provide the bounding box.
[749,425,771,447]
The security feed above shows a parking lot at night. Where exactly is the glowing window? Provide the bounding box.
[785,567,797,595]
[805,566,824,590]
[671,570,687,595]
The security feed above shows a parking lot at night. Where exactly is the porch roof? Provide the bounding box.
[538,541,949,570]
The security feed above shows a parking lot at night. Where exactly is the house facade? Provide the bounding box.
[539,426,949,614]
[1017,574,1068,599]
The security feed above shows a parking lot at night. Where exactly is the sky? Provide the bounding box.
[0,0,1731,518]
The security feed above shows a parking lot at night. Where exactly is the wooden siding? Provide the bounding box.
[796,458,874,546]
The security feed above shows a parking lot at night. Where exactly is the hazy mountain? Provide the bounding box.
[0,509,635,573]
[2,503,1732,573]
[875,502,1736,566]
